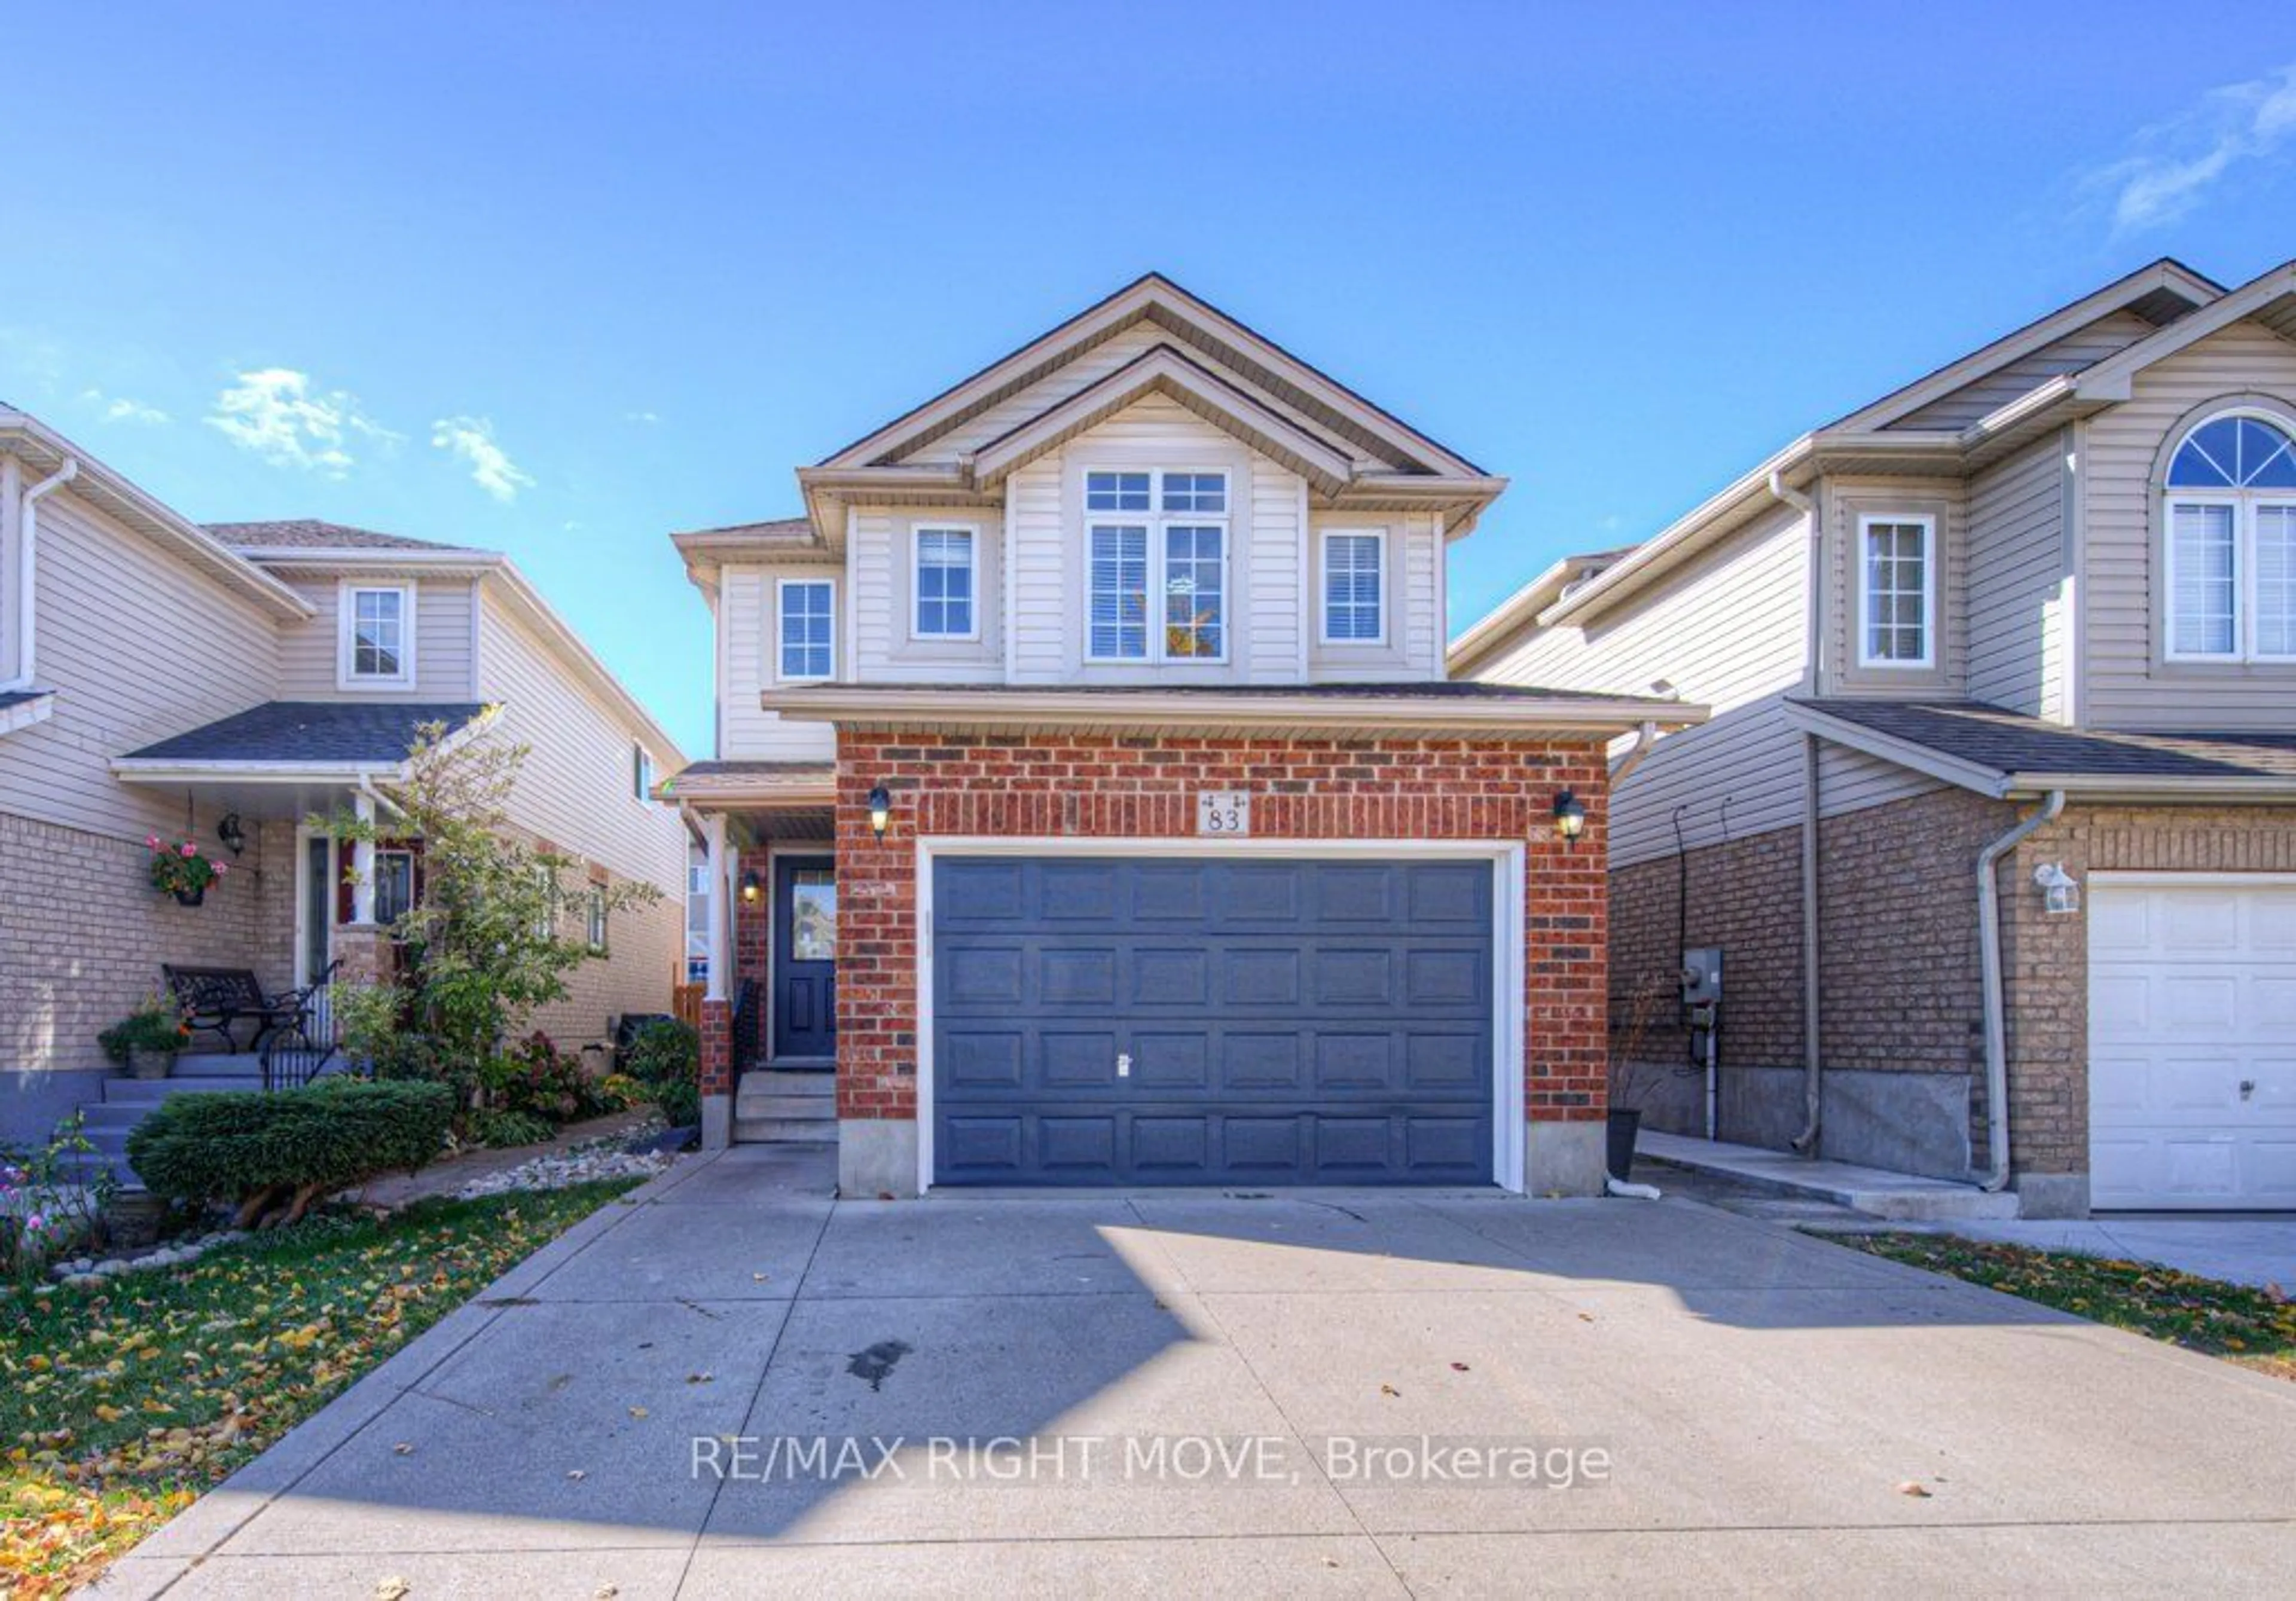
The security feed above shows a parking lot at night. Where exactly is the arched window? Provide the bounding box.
[2164,411,2296,661]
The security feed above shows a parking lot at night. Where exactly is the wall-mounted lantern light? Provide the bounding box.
[2033,862,2080,916]
[740,869,761,904]
[1552,789,1588,848]
[216,812,248,857]
[867,784,894,841]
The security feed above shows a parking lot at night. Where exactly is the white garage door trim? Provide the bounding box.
[914,835,1528,1196]
[2088,872,2296,1211]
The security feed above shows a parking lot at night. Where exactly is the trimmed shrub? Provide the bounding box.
[127,1079,454,1227]
[624,1020,700,1129]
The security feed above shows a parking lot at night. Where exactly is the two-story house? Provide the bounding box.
[0,405,689,1156]
[667,273,1701,1197]
[1454,258,2296,1218]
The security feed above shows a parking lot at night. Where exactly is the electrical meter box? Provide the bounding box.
[1680,947,1723,1007]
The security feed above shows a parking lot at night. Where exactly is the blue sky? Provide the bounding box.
[4,3,2292,757]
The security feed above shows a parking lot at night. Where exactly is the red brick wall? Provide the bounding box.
[831,730,1612,1127]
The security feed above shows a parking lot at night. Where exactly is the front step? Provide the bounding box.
[732,1117,838,1145]
[1638,1131,2023,1221]
[739,1070,835,1098]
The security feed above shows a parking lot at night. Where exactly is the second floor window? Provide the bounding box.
[1086,469,1227,662]
[1323,530,1385,643]
[914,527,976,638]
[2166,411,2296,662]
[344,585,412,685]
[1857,514,1934,670]
[778,579,835,681]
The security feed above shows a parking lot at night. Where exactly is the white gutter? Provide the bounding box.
[762,685,1709,735]
[3,457,77,691]
[1976,790,2065,1194]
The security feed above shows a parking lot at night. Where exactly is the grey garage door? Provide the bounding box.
[932,856,1495,1187]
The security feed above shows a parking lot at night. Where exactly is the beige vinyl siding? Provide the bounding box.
[0,484,282,841]
[1888,310,2158,432]
[2081,320,2296,731]
[718,561,839,760]
[1818,476,1967,696]
[1468,502,1812,865]
[273,573,478,700]
[1815,740,1942,818]
[1006,458,1065,681]
[1965,430,2071,719]
[850,506,1003,682]
[1307,512,1446,680]
[1245,457,1303,681]
[891,323,1171,465]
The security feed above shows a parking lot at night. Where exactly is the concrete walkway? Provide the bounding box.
[1934,1215,2296,1291]
[96,1147,2296,1597]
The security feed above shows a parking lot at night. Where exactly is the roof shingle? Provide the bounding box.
[206,519,484,554]
[123,701,488,764]
[1793,698,2296,783]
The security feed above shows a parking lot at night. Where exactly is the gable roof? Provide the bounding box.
[794,273,1508,543]
[207,518,481,554]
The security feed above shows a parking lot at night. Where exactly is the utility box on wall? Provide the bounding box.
[1680,946,1723,1008]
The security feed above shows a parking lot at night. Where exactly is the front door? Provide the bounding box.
[773,856,838,1062]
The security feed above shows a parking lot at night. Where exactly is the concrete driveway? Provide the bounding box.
[100,1147,2296,1597]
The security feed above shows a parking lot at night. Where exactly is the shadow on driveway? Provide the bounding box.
[97,1145,2296,1597]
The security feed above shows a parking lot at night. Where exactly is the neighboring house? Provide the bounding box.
[1452,257,2296,1218]
[0,407,689,1150]
[664,273,1700,1197]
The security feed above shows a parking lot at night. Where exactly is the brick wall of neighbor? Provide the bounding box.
[524,878,683,1055]
[1998,803,2296,1177]
[1608,825,1805,1131]
[0,809,285,1090]
[832,731,1613,1129]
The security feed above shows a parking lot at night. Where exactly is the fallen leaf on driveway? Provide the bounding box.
[628,1406,649,1420]
[393,1443,414,1456]
[1379,1384,1400,1398]
[375,1578,411,1600]
[1896,1481,1932,1498]
[1449,1362,1471,1372]
[686,1372,714,1385]
[567,1469,587,1481]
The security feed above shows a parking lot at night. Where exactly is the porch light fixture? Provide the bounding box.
[2033,862,2080,916]
[1551,789,1587,847]
[216,812,248,857]
[740,869,761,904]
[867,784,893,841]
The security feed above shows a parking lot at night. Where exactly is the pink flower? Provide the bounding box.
[181,842,197,858]
[147,836,161,849]
[215,862,228,876]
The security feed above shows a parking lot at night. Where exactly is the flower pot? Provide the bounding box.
[1605,1107,1642,1183]
[128,1047,176,1081]
[172,885,206,908]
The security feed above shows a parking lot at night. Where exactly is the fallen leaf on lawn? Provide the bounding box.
[1896,1481,1932,1498]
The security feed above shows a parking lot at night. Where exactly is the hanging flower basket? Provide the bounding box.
[146,835,227,906]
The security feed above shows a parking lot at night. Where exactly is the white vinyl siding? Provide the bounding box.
[1966,432,2072,720]
[1857,515,1935,669]
[1323,530,1385,643]
[2081,321,2296,729]
[716,562,838,761]
[273,574,477,701]
[1888,310,2159,432]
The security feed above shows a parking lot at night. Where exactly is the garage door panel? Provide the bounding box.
[934,856,1498,1187]
[2090,880,2296,1211]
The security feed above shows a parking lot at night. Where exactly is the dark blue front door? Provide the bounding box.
[773,856,836,1061]
[933,856,1495,1186]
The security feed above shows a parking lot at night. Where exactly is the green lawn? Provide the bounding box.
[1846,1233,2296,1382]
[1,1180,641,1596]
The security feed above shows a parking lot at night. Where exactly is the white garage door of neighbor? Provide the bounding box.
[2089,879,2296,1211]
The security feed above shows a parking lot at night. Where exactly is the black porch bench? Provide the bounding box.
[161,966,311,1055]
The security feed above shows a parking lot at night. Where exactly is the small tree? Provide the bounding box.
[322,719,660,1097]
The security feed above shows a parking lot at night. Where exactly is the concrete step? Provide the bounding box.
[51,1149,144,1192]
[738,1070,835,1098]
[172,1052,267,1077]
[734,1093,837,1120]
[1638,1130,2023,1221]
[734,1117,839,1146]
[101,1074,265,1105]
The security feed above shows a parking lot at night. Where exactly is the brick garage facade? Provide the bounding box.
[825,728,1613,1194]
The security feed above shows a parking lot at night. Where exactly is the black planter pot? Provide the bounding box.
[172,885,206,908]
[1605,1108,1642,1182]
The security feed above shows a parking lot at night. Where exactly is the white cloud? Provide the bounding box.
[2089,62,2296,233]
[206,368,399,476]
[625,409,660,424]
[83,387,169,426]
[431,415,536,503]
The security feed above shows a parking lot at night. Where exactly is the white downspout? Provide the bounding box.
[1977,790,2065,1193]
[4,456,77,691]
[1607,719,1661,785]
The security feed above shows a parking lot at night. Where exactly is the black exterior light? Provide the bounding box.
[867,783,894,841]
[216,812,248,857]
[740,869,762,903]
[1552,789,1588,847]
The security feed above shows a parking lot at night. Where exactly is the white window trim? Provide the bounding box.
[586,883,610,954]
[337,580,417,690]
[1082,468,1231,665]
[774,576,837,684]
[911,521,983,643]
[1854,513,1936,671]
[2163,490,2245,663]
[1319,527,1388,646]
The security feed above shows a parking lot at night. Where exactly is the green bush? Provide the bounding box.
[126,1079,454,1227]
[480,1031,618,1126]
[624,1019,700,1128]
[463,1107,555,1149]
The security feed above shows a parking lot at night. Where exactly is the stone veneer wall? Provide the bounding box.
[826,730,1613,1193]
